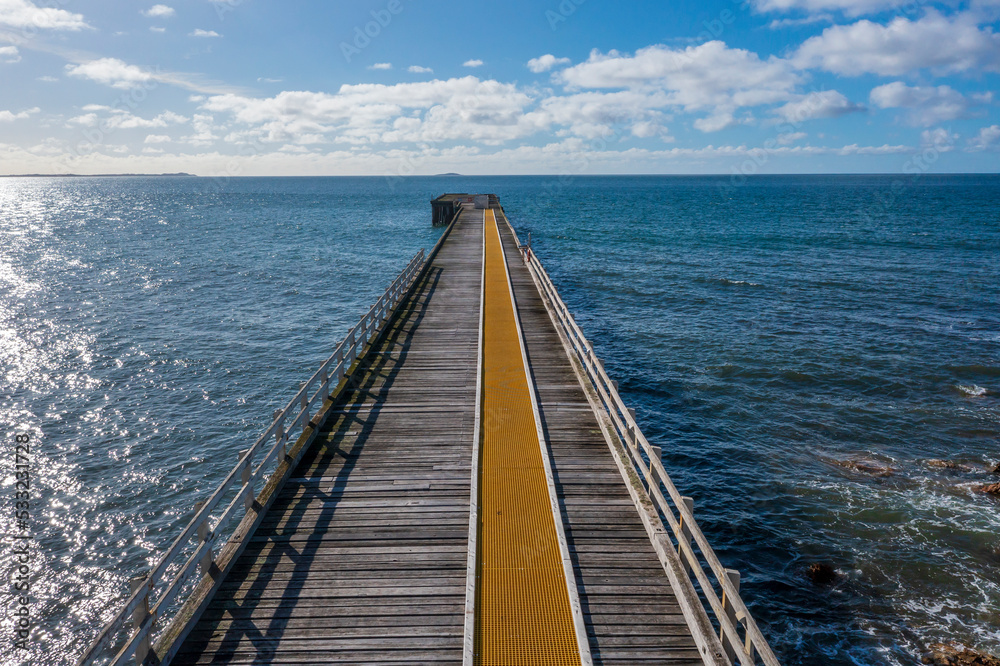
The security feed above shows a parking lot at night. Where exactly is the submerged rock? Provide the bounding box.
[835,458,895,477]
[922,644,1000,665]
[979,482,1000,497]
[807,562,837,585]
[927,459,967,471]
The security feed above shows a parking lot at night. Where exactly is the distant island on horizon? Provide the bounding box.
[0,172,197,178]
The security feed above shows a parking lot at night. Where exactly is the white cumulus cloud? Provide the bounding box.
[536,90,673,139]
[0,0,89,30]
[368,63,392,70]
[527,54,571,73]
[794,11,1000,75]
[68,109,187,130]
[0,45,19,63]
[202,77,543,146]
[65,58,153,89]
[556,43,801,131]
[774,90,865,122]
[919,128,958,149]
[754,0,909,16]
[969,125,1000,151]
[0,106,38,122]
[408,65,433,73]
[869,81,975,126]
[463,59,484,68]
[142,4,174,18]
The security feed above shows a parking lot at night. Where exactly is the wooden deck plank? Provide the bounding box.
[172,208,484,665]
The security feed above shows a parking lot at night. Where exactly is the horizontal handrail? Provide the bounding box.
[78,248,426,666]
[509,221,779,666]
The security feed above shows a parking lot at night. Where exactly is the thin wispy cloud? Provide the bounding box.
[190,29,220,38]
[408,65,433,73]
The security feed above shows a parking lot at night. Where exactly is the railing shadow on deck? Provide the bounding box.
[172,266,445,664]
[494,206,781,666]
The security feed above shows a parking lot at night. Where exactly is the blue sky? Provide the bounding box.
[0,0,998,175]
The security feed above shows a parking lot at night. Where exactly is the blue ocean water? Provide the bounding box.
[1,174,998,665]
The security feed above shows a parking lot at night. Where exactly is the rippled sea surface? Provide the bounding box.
[2,175,998,665]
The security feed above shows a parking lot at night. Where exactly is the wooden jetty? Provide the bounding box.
[80,196,779,666]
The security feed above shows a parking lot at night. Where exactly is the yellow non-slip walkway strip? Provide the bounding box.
[474,209,582,666]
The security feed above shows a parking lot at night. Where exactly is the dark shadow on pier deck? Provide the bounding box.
[173,212,482,664]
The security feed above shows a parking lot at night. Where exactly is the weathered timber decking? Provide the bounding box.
[173,207,484,664]
[166,202,702,665]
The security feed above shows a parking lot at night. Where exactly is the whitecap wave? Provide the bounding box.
[718,277,764,287]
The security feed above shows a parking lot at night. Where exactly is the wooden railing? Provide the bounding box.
[512,227,780,666]
[77,249,426,666]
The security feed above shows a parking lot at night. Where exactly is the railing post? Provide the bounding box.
[677,496,695,570]
[320,367,329,400]
[130,575,151,666]
[300,385,309,433]
[720,568,742,663]
[626,408,637,449]
[335,349,345,384]
[274,409,286,461]
[239,449,253,511]
[648,444,662,474]
[194,501,213,578]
